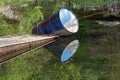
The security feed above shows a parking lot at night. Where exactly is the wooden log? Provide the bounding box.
[0,34,57,63]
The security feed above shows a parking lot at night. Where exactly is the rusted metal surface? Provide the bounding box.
[0,34,57,63]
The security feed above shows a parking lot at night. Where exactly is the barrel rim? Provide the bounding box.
[59,8,79,33]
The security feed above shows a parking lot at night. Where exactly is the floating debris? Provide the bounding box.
[96,20,120,27]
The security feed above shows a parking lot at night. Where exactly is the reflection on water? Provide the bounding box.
[44,38,79,62]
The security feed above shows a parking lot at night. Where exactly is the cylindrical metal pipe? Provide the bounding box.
[0,34,56,63]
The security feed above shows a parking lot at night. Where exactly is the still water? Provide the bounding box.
[0,24,120,80]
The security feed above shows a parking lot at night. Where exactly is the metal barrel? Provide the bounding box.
[44,38,79,62]
[32,8,79,36]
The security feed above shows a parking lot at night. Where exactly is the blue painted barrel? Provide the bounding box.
[32,8,79,36]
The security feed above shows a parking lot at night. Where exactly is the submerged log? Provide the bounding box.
[0,34,57,63]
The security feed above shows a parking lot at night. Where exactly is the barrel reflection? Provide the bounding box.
[44,38,79,62]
